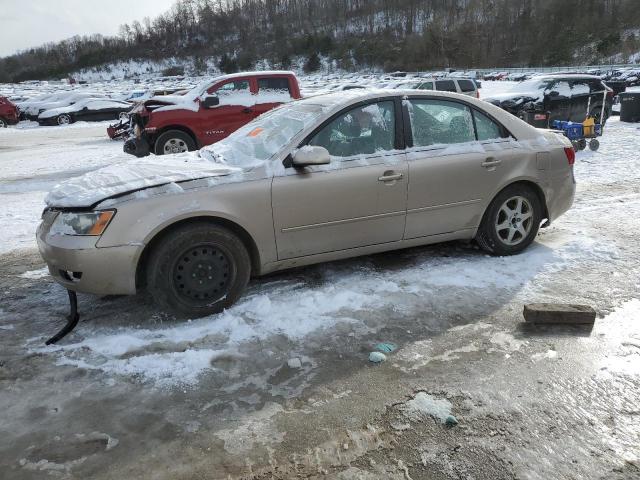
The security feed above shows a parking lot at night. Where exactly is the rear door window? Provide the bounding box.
[570,80,591,96]
[435,80,457,92]
[418,82,434,90]
[258,77,291,94]
[407,99,474,146]
[458,80,476,92]
[473,110,504,141]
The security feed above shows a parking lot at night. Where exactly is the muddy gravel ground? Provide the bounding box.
[1,117,640,480]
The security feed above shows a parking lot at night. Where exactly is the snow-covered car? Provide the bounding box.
[393,77,479,98]
[39,89,576,317]
[18,92,104,120]
[484,74,614,126]
[37,98,133,126]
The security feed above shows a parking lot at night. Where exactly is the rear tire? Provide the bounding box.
[146,223,251,317]
[154,130,196,155]
[57,114,72,125]
[476,184,542,256]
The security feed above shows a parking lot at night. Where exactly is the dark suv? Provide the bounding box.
[484,74,613,127]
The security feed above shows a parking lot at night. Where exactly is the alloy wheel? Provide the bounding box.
[494,195,533,246]
[57,114,71,125]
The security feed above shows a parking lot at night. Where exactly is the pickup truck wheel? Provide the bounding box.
[154,130,196,155]
[146,223,251,317]
[476,184,542,256]
[0,118,6,128]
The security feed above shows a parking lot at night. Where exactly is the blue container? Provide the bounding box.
[551,120,584,140]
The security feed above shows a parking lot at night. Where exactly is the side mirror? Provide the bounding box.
[290,146,331,168]
[548,90,560,97]
[201,96,220,108]
[82,106,89,111]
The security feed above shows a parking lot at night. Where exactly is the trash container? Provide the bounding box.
[619,91,640,122]
[520,110,549,128]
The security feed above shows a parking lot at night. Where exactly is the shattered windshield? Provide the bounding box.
[201,103,324,168]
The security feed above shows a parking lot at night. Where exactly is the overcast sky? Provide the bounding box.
[0,0,176,57]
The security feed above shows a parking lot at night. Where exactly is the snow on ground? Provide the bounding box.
[0,122,129,253]
[1,81,639,388]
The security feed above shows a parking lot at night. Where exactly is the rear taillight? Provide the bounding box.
[564,147,575,166]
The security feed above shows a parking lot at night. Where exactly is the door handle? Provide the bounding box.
[481,158,502,168]
[242,107,253,114]
[378,172,403,182]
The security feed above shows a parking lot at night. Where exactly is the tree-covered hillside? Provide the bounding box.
[1,0,639,82]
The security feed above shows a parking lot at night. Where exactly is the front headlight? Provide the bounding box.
[50,210,115,236]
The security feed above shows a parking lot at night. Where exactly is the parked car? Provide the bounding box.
[394,77,479,98]
[18,92,105,120]
[39,89,576,317]
[0,96,19,127]
[37,98,132,126]
[484,74,614,126]
[123,70,302,157]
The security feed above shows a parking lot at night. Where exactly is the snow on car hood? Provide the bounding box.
[45,152,241,208]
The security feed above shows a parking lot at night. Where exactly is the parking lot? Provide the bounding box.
[0,82,639,479]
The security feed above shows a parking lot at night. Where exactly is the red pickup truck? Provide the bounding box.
[123,71,302,157]
[0,96,19,127]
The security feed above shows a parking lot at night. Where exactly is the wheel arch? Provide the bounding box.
[478,179,549,231]
[154,125,199,148]
[135,215,261,291]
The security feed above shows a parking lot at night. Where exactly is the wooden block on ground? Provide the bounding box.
[523,304,596,324]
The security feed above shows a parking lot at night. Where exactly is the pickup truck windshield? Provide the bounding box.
[201,103,324,168]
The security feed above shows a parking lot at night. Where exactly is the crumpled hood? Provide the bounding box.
[45,152,241,208]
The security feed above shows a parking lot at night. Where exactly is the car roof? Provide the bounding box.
[535,74,602,81]
[295,88,541,141]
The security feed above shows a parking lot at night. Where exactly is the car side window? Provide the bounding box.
[547,80,571,97]
[215,80,250,96]
[418,82,434,90]
[571,80,591,96]
[458,79,476,92]
[435,80,457,92]
[473,110,504,141]
[407,99,474,147]
[258,77,291,94]
[308,101,395,158]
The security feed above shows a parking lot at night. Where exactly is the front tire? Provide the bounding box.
[146,223,251,317]
[0,117,7,128]
[476,185,542,256]
[154,130,196,155]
